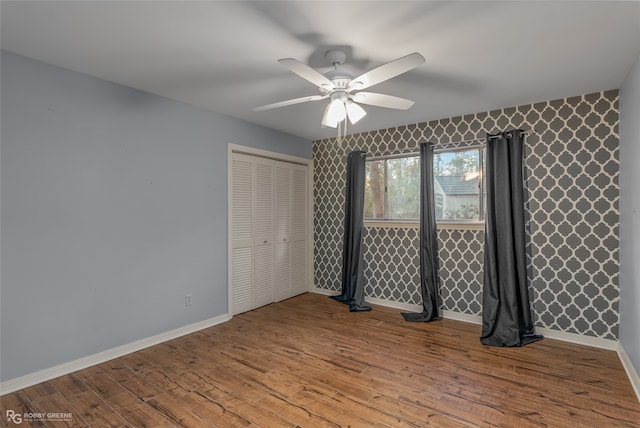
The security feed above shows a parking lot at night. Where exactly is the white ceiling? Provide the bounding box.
[2,1,639,141]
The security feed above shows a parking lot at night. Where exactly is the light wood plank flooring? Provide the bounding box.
[2,293,639,427]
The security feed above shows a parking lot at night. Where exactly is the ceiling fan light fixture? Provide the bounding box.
[345,100,366,124]
[320,104,334,128]
[321,98,346,128]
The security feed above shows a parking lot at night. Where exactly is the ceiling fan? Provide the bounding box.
[255,49,425,131]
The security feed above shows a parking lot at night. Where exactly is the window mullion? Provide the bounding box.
[479,149,484,221]
[383,160,389,220]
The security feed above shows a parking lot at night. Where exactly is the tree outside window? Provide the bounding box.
[364,147,484,222]
[364,156,419,220]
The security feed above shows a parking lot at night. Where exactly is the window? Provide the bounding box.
[434,148,484,222]
[364,155,420,220]
[364,147,485,223]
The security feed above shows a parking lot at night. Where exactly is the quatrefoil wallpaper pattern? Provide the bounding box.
[313,90,619,340]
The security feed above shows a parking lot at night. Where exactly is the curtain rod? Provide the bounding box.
[360,129,534,158]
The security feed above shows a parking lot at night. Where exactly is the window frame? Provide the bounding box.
[433,145,485,224]
[363,145,486,230]
[364,152,420,223]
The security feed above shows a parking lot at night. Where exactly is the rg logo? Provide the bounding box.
[5,410,22,424]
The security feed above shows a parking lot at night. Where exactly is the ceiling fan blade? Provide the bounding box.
[278,58,335,90]
[351,92,415,110]
[254,94,328,111]
[348,52,425,91]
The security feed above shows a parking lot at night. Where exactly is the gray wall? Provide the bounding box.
[620,52,640,379]
[0,51,311,382]
[314,90,620,340]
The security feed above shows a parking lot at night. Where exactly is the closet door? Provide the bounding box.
[290,163,308,297]
[230,152,309,314]
[253,158,275,308]
[274,162,292,302]
[230,154,254,315]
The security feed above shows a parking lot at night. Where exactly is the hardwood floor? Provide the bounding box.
[2,292,639,427]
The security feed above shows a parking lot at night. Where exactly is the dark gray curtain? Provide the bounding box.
[402,142,440,322]
[331,151,371,312]
[481,130,542,347]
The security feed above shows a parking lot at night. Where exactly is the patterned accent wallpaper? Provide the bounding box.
[313,90,619,340]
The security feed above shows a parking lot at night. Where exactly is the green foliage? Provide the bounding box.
[364,156,420,219]
[364,160,385,218]
[434,150,479,176]
[387,157,419,219]
[444,204,479,220]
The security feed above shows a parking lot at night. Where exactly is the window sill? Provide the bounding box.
[365,220,419,228]
[364,220,484,231]
[437,221,484,231]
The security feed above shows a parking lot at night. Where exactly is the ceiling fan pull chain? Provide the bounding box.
[343,116,348,140]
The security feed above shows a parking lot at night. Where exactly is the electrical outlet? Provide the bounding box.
[185,294,192,307]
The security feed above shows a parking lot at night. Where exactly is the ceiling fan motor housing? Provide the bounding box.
[324,49,347,66]
[319,49,357,94]
[322,69,353,94]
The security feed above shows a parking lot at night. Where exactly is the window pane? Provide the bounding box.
[433,149,481,221]
[364,160,385,219]
[387,157,419,219]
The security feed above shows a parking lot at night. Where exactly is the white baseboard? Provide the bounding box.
[311,286,337,297]
[365,296,422,313]
[440,309,619,351]
[311,287,422,312]
[0,313,230,396]
[442,309,482,325]
[312,288,620,351]
[617,343,640,403]
[535,326,618,350]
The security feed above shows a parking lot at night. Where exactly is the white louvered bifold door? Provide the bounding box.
[230,154,254,315]
[274,162,292,302]
[290,163,308,297]
[253,158,275,308]
[230,153,309,314]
